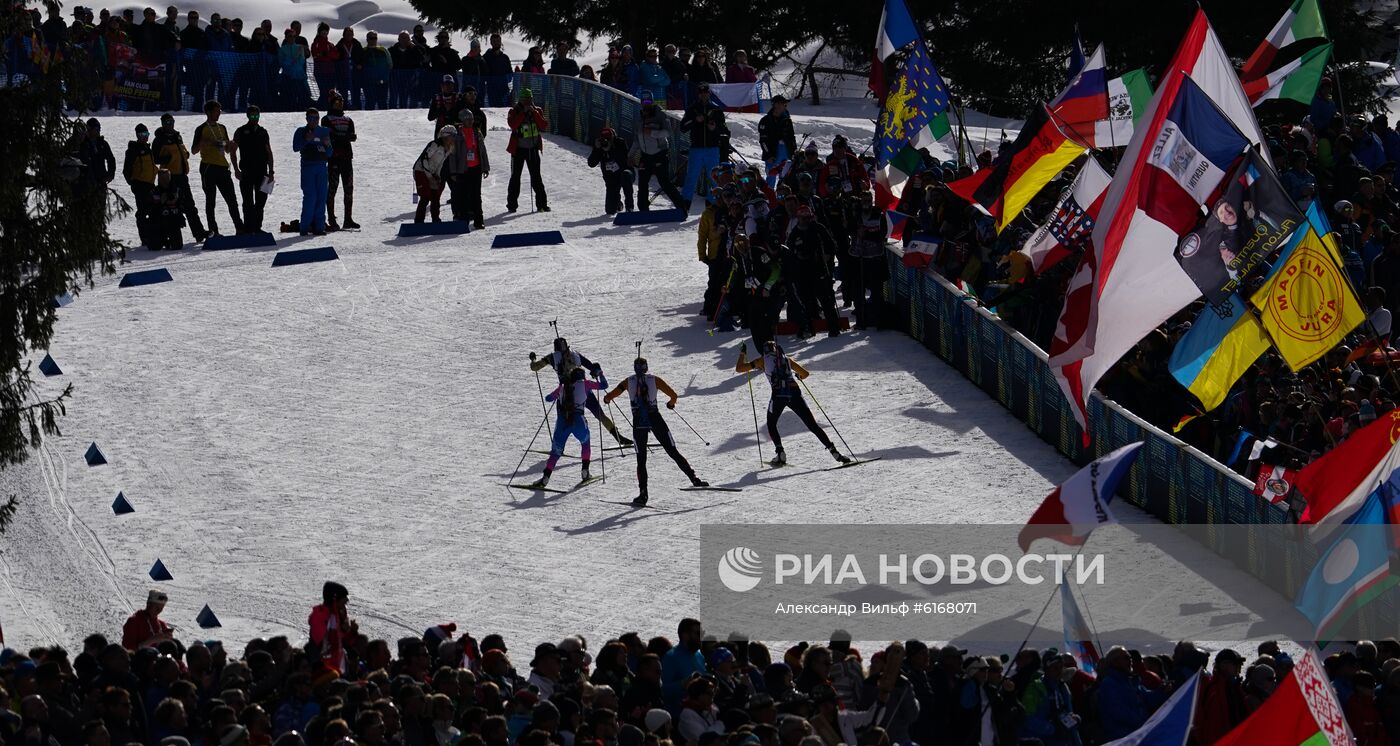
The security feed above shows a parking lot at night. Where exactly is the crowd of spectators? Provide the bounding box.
[1,3,764,114]
[5,585,1400,746]
[887,77,1400,482]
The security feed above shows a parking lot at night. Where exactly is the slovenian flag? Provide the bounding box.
[1214,649,1353,745]
[1245,43,1332,107]
[1240,0,1329,81]
[1018,441,1142,552]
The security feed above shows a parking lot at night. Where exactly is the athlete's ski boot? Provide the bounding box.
[612,428,634,447]
[580,464,592,482]
[830,446,853,464]
[689,474,710,488]
[528,469,552,489]
[632,490,648,507]
[769,449,787,467]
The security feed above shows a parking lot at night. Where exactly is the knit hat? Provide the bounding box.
[643,708,671,733]
[442,74,455,84]
[135,123,149,134]
[532,700,560,722]
[618,724,645,746]
[519,88,533,98]
[439,125,457,139]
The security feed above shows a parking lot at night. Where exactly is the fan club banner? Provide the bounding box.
[111,43,166,106]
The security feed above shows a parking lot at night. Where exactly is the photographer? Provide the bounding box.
[506,87,550,212]
[634,92,685,212]
[587,126,634,215]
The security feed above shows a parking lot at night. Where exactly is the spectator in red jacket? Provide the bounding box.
[121,589,173,650]
[817,135,869,198]
[1194,649,1247,745]
[308,581,357,677]
[726,50,757,84]
[1348,671,1392,746]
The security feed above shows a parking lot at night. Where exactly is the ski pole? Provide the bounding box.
[509,403,554,485]
[595,406,606,483]
[531,358,553,438]
[670,406,710,446]
[707,284,730,336]
[741,341,764,467]
[797,374,854,458]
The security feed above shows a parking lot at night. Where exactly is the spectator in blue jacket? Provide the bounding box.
[548,41,579,76]
[1094,647,1150,742]
[661,618,706,715]
[1373,114,1400,165]
[1351,115,1388,172]
[278,28,310,110]
[638,49,670,97]
[292,107,332,235]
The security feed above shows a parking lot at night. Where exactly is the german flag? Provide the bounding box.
[946,104,1088,233]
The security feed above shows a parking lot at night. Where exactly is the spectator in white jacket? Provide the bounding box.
[677,678,725,746]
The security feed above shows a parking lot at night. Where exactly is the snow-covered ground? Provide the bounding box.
[0,104,1300,652]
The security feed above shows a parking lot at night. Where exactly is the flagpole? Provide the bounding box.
[1005,538,1093,680]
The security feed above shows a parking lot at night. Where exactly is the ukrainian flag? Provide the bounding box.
[1168,293,1272,421]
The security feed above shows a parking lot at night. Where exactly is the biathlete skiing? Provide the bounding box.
[529,337,633,447]
[603,358,708,507]
[735,341,851,467]
[528,368,604,490]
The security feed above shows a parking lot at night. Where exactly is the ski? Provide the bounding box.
[600,499,671,511]
[506,484,569,494]
[603,443,662,451]
[824,456,884,471]
[529,449,580,458]
[681,486,743,492]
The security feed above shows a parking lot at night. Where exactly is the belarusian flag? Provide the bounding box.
[1241,0,1328,81]
[1245,43,1332,106]
[1212,649,1352,746]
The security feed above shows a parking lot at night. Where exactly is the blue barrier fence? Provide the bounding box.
[883,247,1400,636]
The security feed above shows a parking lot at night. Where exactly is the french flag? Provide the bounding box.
[1018,442,1143,552]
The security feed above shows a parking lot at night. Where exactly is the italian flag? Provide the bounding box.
[1245,43,1332,106]
[1241,0,1328,81]
[874,144,926,210]
[1213,649,1353,746]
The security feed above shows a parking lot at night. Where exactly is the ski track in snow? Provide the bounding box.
[0,108,1290,650]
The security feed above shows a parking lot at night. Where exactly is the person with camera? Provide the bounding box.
[635,92,685,213]
[506,88,550,213]
[587,126,634,215]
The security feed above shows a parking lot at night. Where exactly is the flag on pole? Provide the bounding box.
[871,0,921,102]
[903,233,941,269]
[1017,441,1142,552]
[1295,409,1400,530]
[1047,9,1267,436]
[1168,294,1273,418]
[1249,204,1365,371]
[1214,649,1352,746]
[887,210,911,242]
[946,104,1087,233]
[1294,491,1399,640]
[1245,43,1333,106]
[1052,43,1109,142]
[1022,157,1112,273]
[1240,0,1329,81]
[1066,26,1086,83]
[873,40,952,210]
[1101,671,1200,746]
[1060,582,1099,674]
[1098,69,1154,147]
